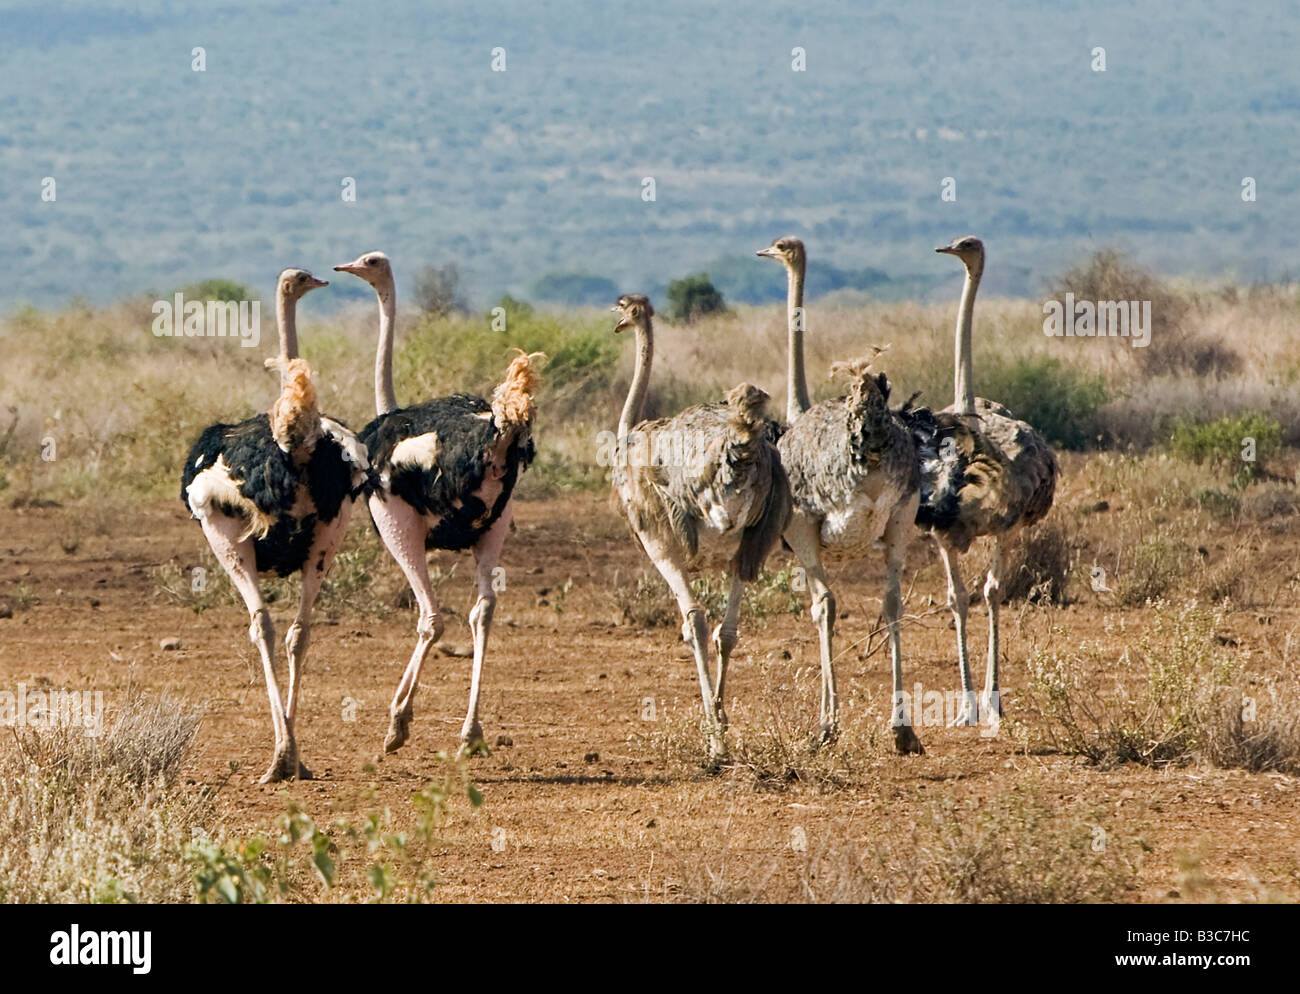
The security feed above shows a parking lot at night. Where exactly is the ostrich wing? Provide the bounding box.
[361,393,535,552]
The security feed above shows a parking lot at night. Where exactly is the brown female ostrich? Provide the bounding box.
[915,235,1059,726]
[181,269,367,782]
[610,294,790,762]
[758,236,924,753]
[334,251,544,754]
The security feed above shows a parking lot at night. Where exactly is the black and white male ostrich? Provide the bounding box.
[610,294,790,762]
[181,269,368,782]
[334,251,544,754]
[911,235,1059,726]
[758,236,924,753]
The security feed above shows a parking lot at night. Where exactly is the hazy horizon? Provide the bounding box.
[2,0,1298,310]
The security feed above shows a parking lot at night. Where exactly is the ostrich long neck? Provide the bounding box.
[786,258,810,422]
[374,281,398,415]
[276,290,298,359]
[953,266,981,415]
[617,319,653,441]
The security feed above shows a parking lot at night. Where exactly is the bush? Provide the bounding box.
[413,263,468,317]
[665,273,727,323]
[178,278,254,302]
[1116,536,1196,606]
[979,355,1108,450]
[1170,413,1281,483]
[1049,249,1237,378]
[1003,519,1073,604]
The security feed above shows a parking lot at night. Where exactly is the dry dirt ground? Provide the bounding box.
[1,482,1298,903]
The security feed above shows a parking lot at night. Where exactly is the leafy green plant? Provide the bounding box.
[1170,413,1281,485]
[665,273,727,323]
[979,355,1108,450]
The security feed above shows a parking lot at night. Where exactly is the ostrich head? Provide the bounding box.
[612,294,653,333]
[936,235,985,277]
[755,235,806,270]
[278,268,328,300]
[333,251,393,289]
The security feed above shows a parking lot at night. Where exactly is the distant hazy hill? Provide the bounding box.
[1,0,1297,309]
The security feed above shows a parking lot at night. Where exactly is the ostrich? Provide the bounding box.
[757,236,924,753]
[334,251,544,754]
[916,235,1059,726]
[610,294,790,762]
[181,269,368,783]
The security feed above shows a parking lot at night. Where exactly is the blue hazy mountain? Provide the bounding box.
[1,0,1296,308]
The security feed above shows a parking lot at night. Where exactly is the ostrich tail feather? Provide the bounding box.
[266,356,321,454]
[491,349,547,431]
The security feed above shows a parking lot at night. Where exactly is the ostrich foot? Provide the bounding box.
[949,693,980,728]
[703,735,729,773]
[809,722,839,752]
[457,721,488,757]
[260,749,310,784]
[384,705,414,754]
[892,723,925,755]
[980,691,1004,719]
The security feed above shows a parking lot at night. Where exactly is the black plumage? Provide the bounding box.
[895,397,967,532]
[181,413,356,576]
[361,394,535,552]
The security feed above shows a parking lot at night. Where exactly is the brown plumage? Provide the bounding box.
[611,294,791,762]
[916,234,1060,728]
[759,235,924,753]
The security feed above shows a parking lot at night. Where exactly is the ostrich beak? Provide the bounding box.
[334,260,363,274]
[611,307,633,334]
[756,247,778,258]
[305,276,328,289]
[935,246,956,255]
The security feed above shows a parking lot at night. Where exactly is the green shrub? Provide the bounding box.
[1170,413,1281,483]
[666,273,727,323]
[979,355,1108,450]
[178,278,254,302]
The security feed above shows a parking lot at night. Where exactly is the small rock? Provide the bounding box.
[645,818,657,828]
[496,734,514,748]
[160,637,181,651]
[584,751,600,763]
[0,602,12,619]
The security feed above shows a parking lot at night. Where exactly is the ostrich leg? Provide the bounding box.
[370,495,445,753]
[710,573,744,730]
[783,515,838,745]
[459,502,513,751]
[982,537,1005,721]
[639,531,725,764]
[884,505,924,754]
[281,507,351,780]
[200,514,292,783]
[937,541,977,727]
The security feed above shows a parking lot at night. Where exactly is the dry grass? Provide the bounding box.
[6,275,1300,506]
[663,782,1136,903]
[0,691,209,902]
